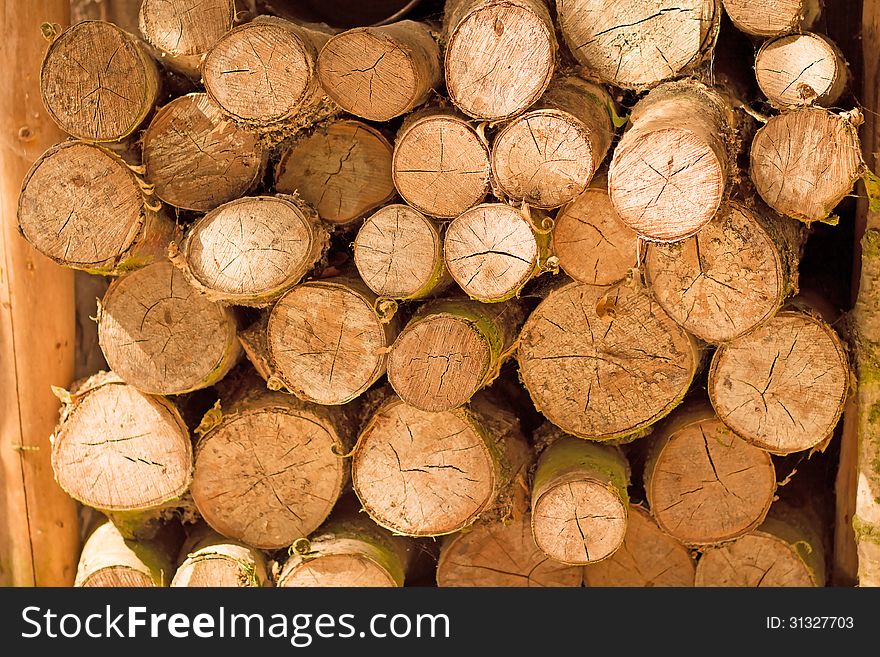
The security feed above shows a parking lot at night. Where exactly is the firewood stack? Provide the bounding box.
[26,0,867,587]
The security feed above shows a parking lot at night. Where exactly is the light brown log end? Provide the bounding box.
[756,32,848,109]
[76,520,174,587]
[722,0,821,37]
[171,534,268,587]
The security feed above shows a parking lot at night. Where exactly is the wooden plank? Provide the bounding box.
[0,0,79,586]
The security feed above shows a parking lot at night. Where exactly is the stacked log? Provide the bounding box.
[22,0,867,590]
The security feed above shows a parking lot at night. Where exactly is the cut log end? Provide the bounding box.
[553,184,639,286]
[352,398,500,536]
[143,93,264,211]
[98,261,240,395]
[722,0,821,37]
[645,201,799,343]
[52,377,192,513]
[191,396,347,550]
[280,554,397,587]
[18,141,153,272]
[756,33,847,109]
[750,107,862,223]
[317,22,441,122]
[709,310,849,454]
[181,195,326,305]
[518,282,698,440]
[41,20,159,141]
[444,0,556,120]
[81,568,156,587]
[557,0,719,89]
[354,205,445,299]
[444,203,540,302]
[645,408,776,545]
[437,513,583,587]
[75,520,172,587]
[583,506,696,587]
[139,0,235,77]
[276,120,394,225]
[171,538,267,587]
[392,112,491,218]
[267,279,396,405]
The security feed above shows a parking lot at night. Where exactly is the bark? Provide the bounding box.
[644,196,805,343]
[275,120,395,225]
[695,502,826,586]
[171,527,268,587]
[609,79,738,242]
[557,0,720,90]
[387,298,524,412]
[750,106,863,224]
[266,277,401,405]
[444,202,549,302]
[170,195,329,306]
[583,505,696,587]
[97,261,241,395]
[40,20,160,142]
[530,431,630,565]
[17,141,176,274]
[142,93,265,212]
[722,0,821,37]
[756,32,848,109]
[517,280,701,441]
[352,393,531,537]
[75,518,177,587]
[139,0,235,78]
[708,304,850,454]
[50,372,193,537]
[354,204,451,300]
[202,17,339,133]
[317,21,441,122]
[392,108,491,218]
[442,0,557,121]
[643,401,776,546]
[191,378,354,551]
[490,76,613,209]
[552,172,639,286]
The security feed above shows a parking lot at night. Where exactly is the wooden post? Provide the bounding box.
[0,0,79,586]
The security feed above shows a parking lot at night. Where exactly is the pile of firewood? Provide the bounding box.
[21,0,867,587]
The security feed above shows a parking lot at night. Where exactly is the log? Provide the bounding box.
[275,120,395,226]
[608,79,737,241]
[17,140,176,274]
[97,260,241,395]
[276,500,415,587]
[387,298,524,412]
[0,0,79,587]
[552,174,639,286]
[756,32,848,109]
[721,0,821,37]
[437,512,583,586]
[442,0,556,121]
[75,519,175,587]
[530,432,629,565]
[190,379,354,550]
[583,505,695,587]
[749,107,863,224]
[644,198,804,343]
[40,20,160,142]
[444,202,547,302]
[317,21,441,122]
[353,204,450,300]
[139,0,235,78]
[391,109,491,219]
[266,277,400,405]
[643,402,776,546]
[517,281,700,441]
[50,372,192,537]
[170,195,329,306]
[557,0,720,90]
[695,503,825,586]
[490,76,613,209]
[171,529,268,587]
[351,393,530,536]
[708,306,850,455]
[202,17,338,132]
